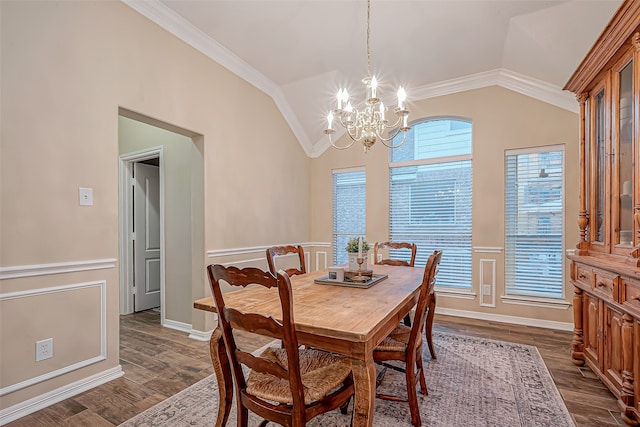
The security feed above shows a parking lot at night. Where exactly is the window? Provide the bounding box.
[333,168,366,265]
[505,146,564,299]
[389,118,472,290]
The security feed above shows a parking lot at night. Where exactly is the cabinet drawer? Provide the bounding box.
[592,270,619,302]
[622,277,640,316]
[573,263,593,288]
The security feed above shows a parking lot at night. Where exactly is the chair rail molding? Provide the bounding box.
[207,242,330,258]
[0,259,117,280]
[473,247,504,254]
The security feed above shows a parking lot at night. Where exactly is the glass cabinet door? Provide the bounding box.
[616,60,634,247]
[593,88,607,244]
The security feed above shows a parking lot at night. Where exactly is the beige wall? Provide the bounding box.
[310,86,580,325]
[0,0,308,414]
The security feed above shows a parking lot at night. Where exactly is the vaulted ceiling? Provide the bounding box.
[125,0,622,157]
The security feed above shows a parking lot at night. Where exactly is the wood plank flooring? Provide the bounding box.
[6,310,624,426]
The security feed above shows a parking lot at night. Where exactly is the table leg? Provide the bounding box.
[209,327,232,427]
[351,356,376,427]
[426,292,437,359]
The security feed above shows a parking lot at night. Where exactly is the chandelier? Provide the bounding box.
[324,0,411,152]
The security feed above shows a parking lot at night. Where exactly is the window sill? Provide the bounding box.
[500,295,571,310]
[435,288,477,300]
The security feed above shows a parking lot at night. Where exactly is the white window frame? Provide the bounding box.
[503,145,568,307]
[332,167,366,266]
[388,117,473,293]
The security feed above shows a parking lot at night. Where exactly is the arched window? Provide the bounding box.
[389,117,472,289]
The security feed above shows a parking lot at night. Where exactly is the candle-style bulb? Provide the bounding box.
[370,75,377,99]
[379,101,385,120]
[345,102,353,113]
[327,111,334,130]
[397,86,407,109]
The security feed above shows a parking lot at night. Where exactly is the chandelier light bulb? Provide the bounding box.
[327,111,334,130]
[370,75,377,99]
[397,86,407,110]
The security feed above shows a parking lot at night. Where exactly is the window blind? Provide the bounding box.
[504,147,564,299]
[389,118,473,289]
[332,169,366,265]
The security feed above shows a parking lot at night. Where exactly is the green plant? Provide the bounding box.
[345,237,370,253]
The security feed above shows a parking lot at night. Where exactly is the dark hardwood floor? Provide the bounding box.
[6,310,624,426]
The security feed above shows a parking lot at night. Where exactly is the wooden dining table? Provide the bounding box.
[193,263,425,427]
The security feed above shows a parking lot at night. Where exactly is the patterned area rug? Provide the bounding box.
[119,332,575,427]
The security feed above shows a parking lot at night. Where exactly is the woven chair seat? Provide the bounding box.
[374,323,423,352]
[247,347,352,405]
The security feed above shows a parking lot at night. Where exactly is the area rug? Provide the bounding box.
[119,331,575,427]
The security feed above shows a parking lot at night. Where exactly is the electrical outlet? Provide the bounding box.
[35,338,53,362]
[482,284,491,296]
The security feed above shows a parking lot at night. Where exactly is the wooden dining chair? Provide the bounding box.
[374,241,418,327]
[266,245,306,277]
[374,241,417,267]
[207,264,354,427]
[373,250,442,427]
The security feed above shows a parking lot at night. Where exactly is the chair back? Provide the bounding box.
[409,250,442,349]
[206,265,306,410]
[374,241,417,267]
[266,245,306,277]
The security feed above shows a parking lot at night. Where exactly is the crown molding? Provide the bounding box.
[122,1,578,159]
[411,69,578,114]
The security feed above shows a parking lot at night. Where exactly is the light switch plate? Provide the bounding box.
[79,187,93,206]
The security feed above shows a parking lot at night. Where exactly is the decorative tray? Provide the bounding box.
[314,273,388,289]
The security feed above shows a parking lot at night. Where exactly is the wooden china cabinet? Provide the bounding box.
[564,1,640,424]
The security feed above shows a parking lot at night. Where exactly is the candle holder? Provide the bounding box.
[351,257,368,283]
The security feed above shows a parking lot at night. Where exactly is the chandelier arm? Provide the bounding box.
[328,132,356,150]
[339,111,365,142]
[380,129,408,149]
[375,125,402,143]
[382,115,403,130]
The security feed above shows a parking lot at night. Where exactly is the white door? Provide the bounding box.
[133,162,161,311]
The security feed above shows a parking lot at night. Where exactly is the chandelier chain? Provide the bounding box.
[366,0,371,78]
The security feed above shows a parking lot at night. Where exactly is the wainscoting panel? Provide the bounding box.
[0,281,106,396]
[479,259,496,307]
[315,251,327,271]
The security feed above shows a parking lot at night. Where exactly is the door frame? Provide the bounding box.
[118,147,165,323]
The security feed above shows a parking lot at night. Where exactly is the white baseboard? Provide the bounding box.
[188,329,213,342]
[162,318,191,334]
[436,307,574,331]
[0,365,123,426]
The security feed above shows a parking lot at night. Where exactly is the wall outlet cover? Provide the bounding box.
[35,338,53,362]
